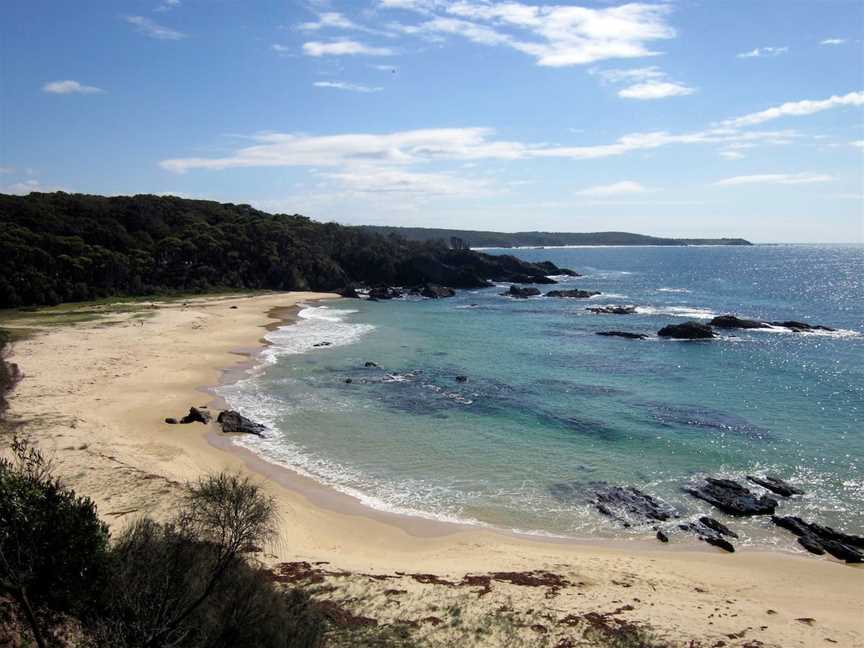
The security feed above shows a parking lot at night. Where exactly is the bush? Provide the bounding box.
[0,437,111,647]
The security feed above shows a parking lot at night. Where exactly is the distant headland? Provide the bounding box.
[357,226,752,248]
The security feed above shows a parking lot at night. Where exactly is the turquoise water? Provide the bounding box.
[218,245,864,548]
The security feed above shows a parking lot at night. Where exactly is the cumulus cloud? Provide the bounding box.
[575,180,647,196]
[719,150,745,160]
[820,38,846,45]
[714,173,833,187]
[302,39,394,56]
[618,80,694,99]
[737,46,788,59]
[382,0,676,66]
[313,81,383,92]
[720,91,864,128]
[299,12,358,31]
[42,80,105,94]
[126,16,187,39]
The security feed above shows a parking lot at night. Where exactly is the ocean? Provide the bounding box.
[217,244,864,549]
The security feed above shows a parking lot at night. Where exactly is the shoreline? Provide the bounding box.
[4,291,862,647]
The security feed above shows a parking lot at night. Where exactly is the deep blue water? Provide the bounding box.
[218,245,864,548]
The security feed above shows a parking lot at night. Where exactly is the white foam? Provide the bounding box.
[657,287,691,293]
[635,305,717,319]
[260,305,375,363]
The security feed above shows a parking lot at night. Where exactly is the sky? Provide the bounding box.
[1,0,863,243]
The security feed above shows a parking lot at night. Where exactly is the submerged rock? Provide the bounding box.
[595,331,648,340]
[685,478,777,516]
[179,406,211,425]
[313,341,332,347]
[769,320,836,333]
[364,361,379,368]
[545,289,601,299]
[657,321,716,339]
[455,375,468,383]
[587,305,637,315]
[217,410,266,437]
[772,516,864,562]
[746,474,804,497]
[709,315,769,329]
[501,285,541,299]
[699,516,739,539]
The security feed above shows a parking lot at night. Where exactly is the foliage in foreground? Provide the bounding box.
[0,439,325,648]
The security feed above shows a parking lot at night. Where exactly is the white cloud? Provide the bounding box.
[155,0,181,12]
[302,39,394,56]
[737,46,788,59]
[42,80,105,94]
[720,91,864,128]
[719,150,745,160]
[575,180,647,196]
[322,167,492,196]
[383,1,676,66]
[313,81,383,92]
[618,80,694,99]
[272,44,291,53]
[126,16,187,40]
[820,38,846,46]
[851,140,864,149]
[714,173,834,187]
[591,65,664,83]
[299,12,357,31]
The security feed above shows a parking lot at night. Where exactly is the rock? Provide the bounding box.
[709,315,769,329]
[455,375,468,383]
[699,516,739,538]
[216,410,267,437]
[587,306,637,315]
[703,535,735,553]
[685,478,778,516]
[337,286,360,299]
[771,516,864,562]
[535,261,580,277]
[747,474,803,497]
[656,530,669,543]
[593,486,678,525]
[501,285,541,299]
[165,417,178,424]
[545,289,601,299]
[769,320,836,333]
[596,331,648,340]
[179,406,212,425]
[313,341,332,347]
[364,361,379,368]
[420,283,456,299]
[368,286,403,300]
[657,321,716,339]
[344,378,353,384]
[229,305,238,309]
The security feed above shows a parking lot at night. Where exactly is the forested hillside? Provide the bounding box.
[357,226,752,248]
[0,192,570,308]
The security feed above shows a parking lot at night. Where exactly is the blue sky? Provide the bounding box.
[2,0,862,242]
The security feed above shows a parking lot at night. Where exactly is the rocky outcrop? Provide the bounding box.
[216,410,267,437]
[769,321,836,333]
[406,250,575,288]
[337,286,360,298]
[595,331,647,340]
[592,486,678,527]
[685,478,778,516]
[709,315,769,329]
[746,475,803,497]
[772,516,864,563]
[368,286,403,300]
[419,283,456,299]
[364,361,379,368]
[179,406,211,425]
[501,285,540,299]
[545,289,600,299]
[657,321,716,339]
[587,306,636,315]
[455,375,468,383]
[677,516,739,552]
[313,341,332,347]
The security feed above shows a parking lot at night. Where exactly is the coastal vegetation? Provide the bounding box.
[0,192,572,309]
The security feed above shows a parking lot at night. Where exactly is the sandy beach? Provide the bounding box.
[3,292,861,648]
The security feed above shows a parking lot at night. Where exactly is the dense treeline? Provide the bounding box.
[0,192,466,308]
[357,225,752,248]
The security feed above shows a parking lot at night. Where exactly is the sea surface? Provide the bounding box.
[218,244,864,549]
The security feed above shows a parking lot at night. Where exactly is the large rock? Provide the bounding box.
[545,289,600,299]
[595,331,647,340]
[677,517,739,552]
[419,283,456,299]
[769,320,836,333]
[179,406,211,425]
[407,250,574,288]
[709,315,769,329]
[657,321,716,339]
[337,286,360,299]
[216,410,267,437]
[368,286,403,300]
[501,285,540,299]
[592,486,678,526]
[587,306,637,315]
[746,474,803,497]
[772,516,864,563]
[685,477,778,516]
